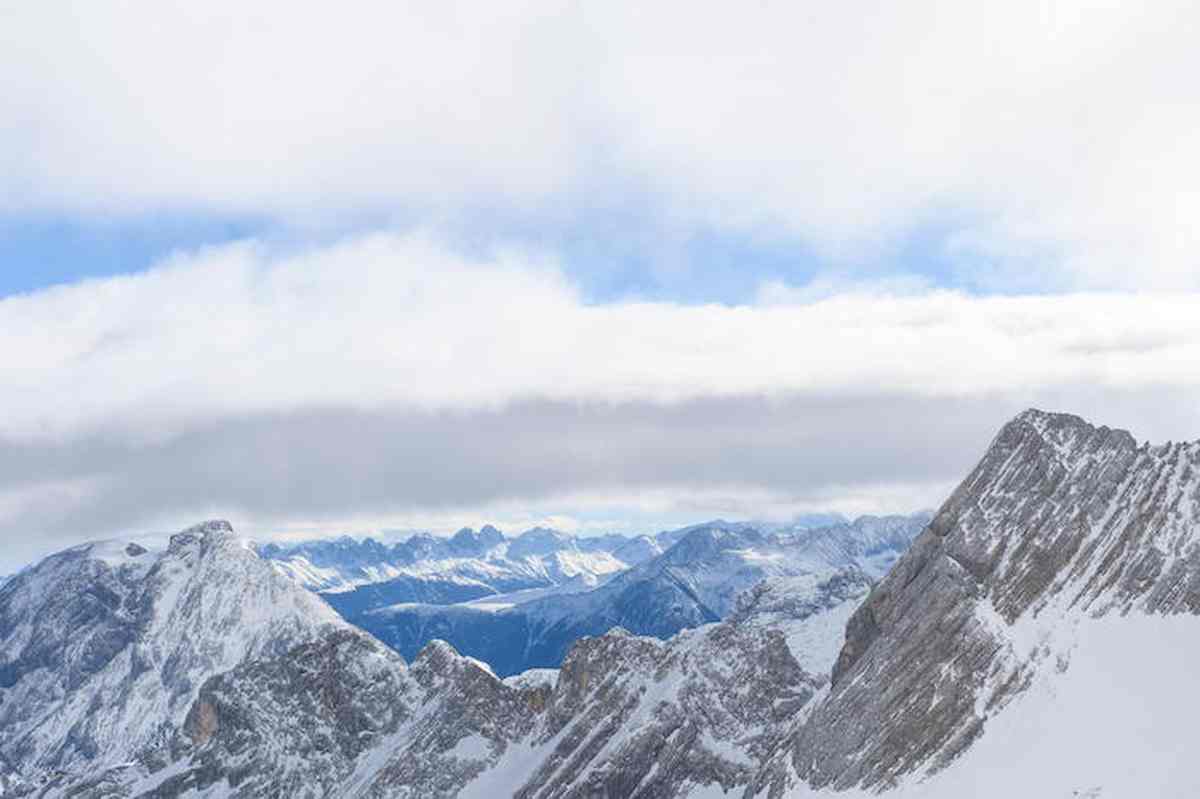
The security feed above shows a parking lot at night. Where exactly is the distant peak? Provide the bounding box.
[517,526,565,539]
[168,519,238,551]
[478,524,505,546]
[182,519,235,536]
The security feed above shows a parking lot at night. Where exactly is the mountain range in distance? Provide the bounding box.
[258,513,928,676]
[3,409,1200,797]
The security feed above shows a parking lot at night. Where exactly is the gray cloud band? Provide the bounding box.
[0,394,999,551]
[4,388,1197,571]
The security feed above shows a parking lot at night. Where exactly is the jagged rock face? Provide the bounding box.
[144,630,414,798]
[360,516,926,678]
[503,624,821,799]
[12,410,1200,798]
[46,628,539,799]
[29,570,843,799]
[0,521,344,781]
[762,409,1200,794]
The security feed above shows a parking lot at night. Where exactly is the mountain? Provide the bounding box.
[728,570,875,675]
[23,573,841,798]
[0,521,344,784]
[256,517,871,625]
[12,408,1196,798]
[0,519,878,797]
[259,526,629,619]
[744,408,1200,797]
[608,534,662,564]
[357,514,928,676]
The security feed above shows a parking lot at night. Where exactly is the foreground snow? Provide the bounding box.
[771,609,1198,798]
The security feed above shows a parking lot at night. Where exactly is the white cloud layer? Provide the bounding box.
[5,4,1200,566]
[2,233,1199,569]
[3,2,1200,287]
[3,232,1199,442]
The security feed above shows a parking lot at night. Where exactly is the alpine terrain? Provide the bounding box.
[355,514,926,676]
[258,525,632,618]
[2,409,1198,797]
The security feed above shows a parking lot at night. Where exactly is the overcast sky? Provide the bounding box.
[3,2,1200,570]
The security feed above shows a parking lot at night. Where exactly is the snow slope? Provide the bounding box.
[0,521,344,782]
[768,610,1200,799]
[751,409,1200,798]
[19,409,1196,798]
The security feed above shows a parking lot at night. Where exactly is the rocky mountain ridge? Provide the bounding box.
[258,525,630,620]
[6,409,1199,797]
[0,520,344,783]
[354,514,926,676]
[1,514,864,798]
[751,408,1200,796]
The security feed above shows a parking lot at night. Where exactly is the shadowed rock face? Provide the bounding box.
[27,600,828,798]
[512,624,820,799]
[150,630,417,798]
[756,409,1200,795]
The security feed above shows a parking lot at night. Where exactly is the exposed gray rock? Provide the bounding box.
[34,601,829,798]
[0,521,344,785]
[17,408,1197,798]
[753,408,1200,795]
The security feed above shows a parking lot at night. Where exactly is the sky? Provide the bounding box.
[3,2,1200,570]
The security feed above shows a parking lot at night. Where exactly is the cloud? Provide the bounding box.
[3,233,1200,442]
[2,233,1200,568]
[4,2,1200,288]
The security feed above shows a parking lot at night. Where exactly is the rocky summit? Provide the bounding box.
[4,409,1200,797]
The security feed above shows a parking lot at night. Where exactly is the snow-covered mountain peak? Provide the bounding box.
[478,524,505,544]
[164,519,248,561]
[446,524,507,557]
[506,526,577,560]
[54,539,163,579]
[755,409,1200,795]
[0,520,347,780]
[19,410,1200,798]
[180,518,235,534]
[924,407,1199,623]
[610,533,662,564]
[169,518,235,543]
[996,406,1136,465]
[659,523,764,564]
